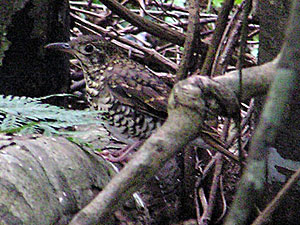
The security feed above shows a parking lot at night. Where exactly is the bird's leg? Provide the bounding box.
[101,140,144,163]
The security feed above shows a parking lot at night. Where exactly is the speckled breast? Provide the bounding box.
[88,87,162,144]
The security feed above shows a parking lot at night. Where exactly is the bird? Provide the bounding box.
[45,35,173,162]
[45,35,232,163]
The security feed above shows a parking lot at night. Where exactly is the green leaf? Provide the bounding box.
[0,95,103,136]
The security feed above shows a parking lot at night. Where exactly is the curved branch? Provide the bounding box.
[100,0,186,46]
[69,58,278,225]
[0,133,113,224]
[224,0,300,224]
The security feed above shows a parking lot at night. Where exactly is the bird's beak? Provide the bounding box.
[44,42,74,54]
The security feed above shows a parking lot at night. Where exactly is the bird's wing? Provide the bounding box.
[105,58,171,119]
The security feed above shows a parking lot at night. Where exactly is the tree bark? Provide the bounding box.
[258,1,300,224]
[0,133,114,224]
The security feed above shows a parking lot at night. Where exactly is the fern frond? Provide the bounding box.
[0,95,102,135]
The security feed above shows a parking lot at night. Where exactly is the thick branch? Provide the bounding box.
[69,77,207,224]
[224,0,300,224]
[214,59,278,100]
[69,58,278,224]
[0,133,113,224]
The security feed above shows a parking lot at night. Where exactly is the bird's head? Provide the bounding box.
[45,35,121,70]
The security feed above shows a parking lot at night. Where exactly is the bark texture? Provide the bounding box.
[258,1,300,224]
[0,133,114,224]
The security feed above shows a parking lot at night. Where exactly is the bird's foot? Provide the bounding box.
[100,140,144,163]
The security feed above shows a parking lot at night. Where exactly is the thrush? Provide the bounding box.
[45,35,237,224]
[45,35,174,161]
[45,35,228,162]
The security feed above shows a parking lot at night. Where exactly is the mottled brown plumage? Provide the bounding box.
[46,35,171,146]
[46,36,228,223]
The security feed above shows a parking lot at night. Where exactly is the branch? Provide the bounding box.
[0,133,113,224]
[214,60,277,100]
[224,0,300,224]
[176,0,200,81]
[100,0,186,46]
[201,0,235,75]
[69,58,278,225]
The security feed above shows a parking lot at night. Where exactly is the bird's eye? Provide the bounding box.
[84,44,94,53]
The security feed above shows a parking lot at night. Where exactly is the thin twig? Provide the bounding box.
[201,0,235,76]
[216,175,227,223]
[237,0,252,171]
[100,0,186,45]
[212,3,245,75]
[199,154,223,225]
[176,0,201,81]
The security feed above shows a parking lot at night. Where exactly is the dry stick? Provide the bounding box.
[70,12,109,35]
[70,1,190,18]
[212,4,244,75]
[150,2,188,13]
[70,6,107,19]
[248,29,260,38]
[201,0,235,76]
[100,0,186,46]
[195,157,217,224]
[236,0,252,172]
[199,154,223,225]
[198,107,234,224]
[150,0,185,27]
[69,1,105,9]
[251,167,300,225]
[199,133,239,162]
[222,118,231,142]
[216,176,227,223]
[73,22,101,36]
[240,99,255,130]
[176,0,200,81]
[197,187,208,223]
[139,5,184,31]
[225,98,255,149]
[195,187,204,224]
